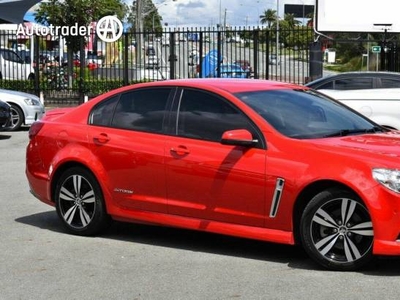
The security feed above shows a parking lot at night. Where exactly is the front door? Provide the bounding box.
[165,88,266,227]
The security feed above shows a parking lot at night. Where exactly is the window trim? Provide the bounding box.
[170,87,266,149]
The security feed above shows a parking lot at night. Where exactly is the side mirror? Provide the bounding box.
[221,129,257,147]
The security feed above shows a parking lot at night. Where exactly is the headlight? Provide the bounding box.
[24,98,41,106]
[372,168,400,193]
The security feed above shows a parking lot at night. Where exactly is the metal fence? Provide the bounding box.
[5,26,399,105]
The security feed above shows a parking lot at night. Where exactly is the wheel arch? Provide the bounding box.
[50,160,112,213]
[7,100,25,116]
[292,180,360,246]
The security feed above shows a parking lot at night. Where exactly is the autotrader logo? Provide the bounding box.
[96,15,123,43]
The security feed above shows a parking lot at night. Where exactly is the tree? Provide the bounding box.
[35,0,126,53]
[284,13,301,29]
[259,9,276,29]
[126,0,163,33]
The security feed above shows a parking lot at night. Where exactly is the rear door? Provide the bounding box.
[88,87,174,213]
[165,88,267,227]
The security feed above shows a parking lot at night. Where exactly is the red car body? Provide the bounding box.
[26,79,400,270]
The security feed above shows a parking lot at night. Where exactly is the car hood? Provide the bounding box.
[0,89,40,100]
[312,131,400,159]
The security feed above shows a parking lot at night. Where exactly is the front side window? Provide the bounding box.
[2,49,23,63]
[177,89,259,143]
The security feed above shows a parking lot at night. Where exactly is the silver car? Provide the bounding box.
[0,89,45,131]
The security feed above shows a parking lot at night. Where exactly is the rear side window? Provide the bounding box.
[334,77,373,90]
[380,78,400,88]
[111,88,171,133]
[89,95,119,126]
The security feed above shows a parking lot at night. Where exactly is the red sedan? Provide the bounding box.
[26,79,400,271]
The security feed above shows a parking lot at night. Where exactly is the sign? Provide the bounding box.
[96,16,123,43]
[371,46,381,53]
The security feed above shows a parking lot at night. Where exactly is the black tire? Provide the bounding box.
[300,188,374,271]
[55,167,111,236]
[9,104,24,131]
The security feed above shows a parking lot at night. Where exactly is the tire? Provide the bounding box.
[300,188,374,271]
[9,104,24,131]
[55,167,111,236]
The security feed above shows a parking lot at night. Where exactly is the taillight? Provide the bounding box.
[28,121,44,139]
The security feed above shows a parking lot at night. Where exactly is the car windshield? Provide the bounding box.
[235,89,385,139]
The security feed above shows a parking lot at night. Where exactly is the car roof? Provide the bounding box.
[119,79,304,94]
[305,71,400,87]
[320,87,400,99]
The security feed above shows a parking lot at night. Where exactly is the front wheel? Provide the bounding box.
[300,188,374,271]
[9,104,24,131]
[55,167,111,236]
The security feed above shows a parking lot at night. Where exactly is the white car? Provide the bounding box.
[0,89,45,131]
[0,48,35,80]
[318,88,400,130]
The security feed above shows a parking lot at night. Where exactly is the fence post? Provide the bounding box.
[79,36,85,104]
[253,29,259,79]
[123,33,129,86]
[265,30,270,80]
[169,32,175,79]
[309,41,323,82]
[34,35,40,97]
[198,32,203,78]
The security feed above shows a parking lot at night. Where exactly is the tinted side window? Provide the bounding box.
[111,88,170,133]
[380,78,400,88]
[177,89,257,142]
[335,78,373,90]
[317,81,334,89]
[89,95,119,126]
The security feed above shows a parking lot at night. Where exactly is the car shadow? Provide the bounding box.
[15,211,400,274]
[0,133,11,140]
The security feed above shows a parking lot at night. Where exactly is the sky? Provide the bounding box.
[24,0,315,28]
[155,0,315,28]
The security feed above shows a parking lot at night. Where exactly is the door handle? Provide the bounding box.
[93,133,110,144]
[170,145,190,155]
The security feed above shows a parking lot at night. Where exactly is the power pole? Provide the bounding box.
[135,0,143,67]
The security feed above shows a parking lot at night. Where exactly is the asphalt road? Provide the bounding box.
[2,129,400,300]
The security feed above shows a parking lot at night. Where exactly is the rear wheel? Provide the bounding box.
[55,167,111,236]
[9,104,24,131]
[300,188,374,271]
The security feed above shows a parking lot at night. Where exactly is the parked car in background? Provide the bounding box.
[145,55,160,69]
[269,54,280,65]
[305,71,400,90]
[211,64,248,78]
[26,78,400,271]
[317,88,400,130]
[0,99,11,131]
[86,53,103,68]
[234,60,253,78]
[0,48,35,80]
[0,89,45,131]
